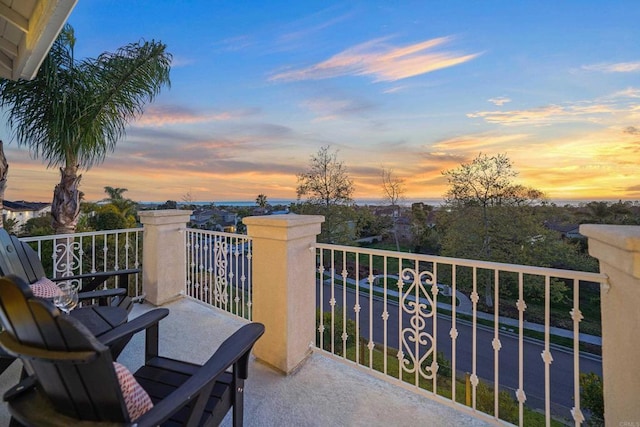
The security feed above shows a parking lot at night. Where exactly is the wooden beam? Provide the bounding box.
[0,4,29,33]
[0,50,13,72]
[0,38,17,58]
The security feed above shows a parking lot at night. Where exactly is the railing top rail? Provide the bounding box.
[314,242,608,283]
[20,228,143,243]
[185,228,252,240]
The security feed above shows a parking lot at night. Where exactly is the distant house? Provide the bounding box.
[544,221,584,239]
[2,200,51,228]
[190,208,238,232]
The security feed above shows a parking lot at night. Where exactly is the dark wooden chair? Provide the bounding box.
[0,228,140,311]
[0,228,142,376]
[0,275,265,426]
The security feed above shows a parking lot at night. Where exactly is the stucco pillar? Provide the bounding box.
[244,214,324,374]
[580,224,640,424]
[139,209,192,306]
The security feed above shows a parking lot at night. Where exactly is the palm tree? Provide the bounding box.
[0,141,8,228]
[0,25,171,234]
[102,186,136,218]
[103,186,128,201]
[256,194,268,209]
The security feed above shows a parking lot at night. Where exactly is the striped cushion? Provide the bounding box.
[30,277,61,299]
[114,362,154,420]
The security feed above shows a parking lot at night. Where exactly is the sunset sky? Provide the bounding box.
[2,1,640,204]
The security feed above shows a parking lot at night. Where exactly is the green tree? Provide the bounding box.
[441,153,546,306]
[355,206,391,240]
[579,201,611,224]
[89,204,132,230]
[295,146,356,243]
[410,203,439,254]
[0,24,171,234]
[22,215,55,237]
[443,153,544,258]
[2,218,18,235]
[158,200,177,209]
[578,200,635,225]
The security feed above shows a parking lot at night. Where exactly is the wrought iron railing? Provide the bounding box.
[314,243,607,426]
[184,229,252,320]
[20,228,144,299]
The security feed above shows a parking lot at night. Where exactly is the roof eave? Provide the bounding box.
[12,0,78,81]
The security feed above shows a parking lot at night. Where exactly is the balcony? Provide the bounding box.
[0,210,637,425]
[0,298,490,425]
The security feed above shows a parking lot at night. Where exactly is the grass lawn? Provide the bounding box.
[317,321,569,426]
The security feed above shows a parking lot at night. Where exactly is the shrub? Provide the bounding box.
[316,307,357,355]
[580,372,604,425]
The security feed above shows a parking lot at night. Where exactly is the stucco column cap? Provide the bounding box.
[243,214,324,241]
[139,209,192,225]
[581,224,640,252]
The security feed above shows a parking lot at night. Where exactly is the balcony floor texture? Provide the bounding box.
[0,298,491,426]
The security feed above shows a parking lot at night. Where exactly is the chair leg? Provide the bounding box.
[233,373,245,427]
[145,322,159,362]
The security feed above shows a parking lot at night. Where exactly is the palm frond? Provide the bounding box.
[0,25,172,170]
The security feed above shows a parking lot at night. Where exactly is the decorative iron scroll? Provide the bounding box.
[213,238,228,304]
[398,267,439,380]
[53,237,82,277]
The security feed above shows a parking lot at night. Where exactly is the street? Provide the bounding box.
[318,281,602,418]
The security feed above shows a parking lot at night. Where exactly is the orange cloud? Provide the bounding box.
[469,89,640,127]
[134,105,257,127]
[431,133,530,152]
[466,104,625,126]
[270,36,480,83]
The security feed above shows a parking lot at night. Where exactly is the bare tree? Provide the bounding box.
[182,191,197,208]
[296,145,354,207]
[381,167,405,251]
[295,145,355,243]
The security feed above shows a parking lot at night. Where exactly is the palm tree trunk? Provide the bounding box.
[0,141,8,229]
[51,165,81,234]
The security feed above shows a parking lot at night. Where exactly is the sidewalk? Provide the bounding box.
[325,274,602,346]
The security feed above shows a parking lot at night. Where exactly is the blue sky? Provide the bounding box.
[3,1,640,203]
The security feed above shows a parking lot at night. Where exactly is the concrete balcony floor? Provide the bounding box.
[0,298,491,426]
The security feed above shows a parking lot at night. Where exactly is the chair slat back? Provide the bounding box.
[0,275,129,422]
[0,229,32,283]
[9,234,46,282]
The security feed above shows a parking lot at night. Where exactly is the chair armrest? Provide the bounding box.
[135,322,265,427]
[51,268,141,293]
[0,333,97,364]
[97,308,169,349]
[50,269,141,282]
[77,288,127,301]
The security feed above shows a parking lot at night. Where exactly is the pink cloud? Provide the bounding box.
[270,36,480,83]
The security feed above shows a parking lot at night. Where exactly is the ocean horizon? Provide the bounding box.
[136,197,639,208]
